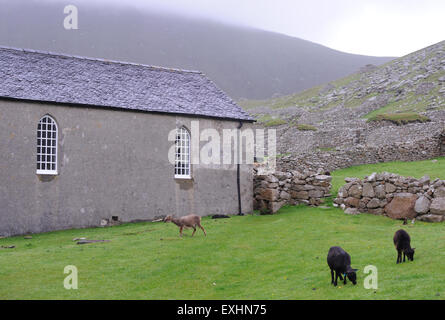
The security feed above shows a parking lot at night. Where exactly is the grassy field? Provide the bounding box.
[1,159,444,300]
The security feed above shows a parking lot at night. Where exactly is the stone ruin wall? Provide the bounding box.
[276,121,445,173]
[334,172,445,223]
[253,167,332,214]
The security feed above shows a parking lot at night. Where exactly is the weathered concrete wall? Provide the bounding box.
[0,99,253,236]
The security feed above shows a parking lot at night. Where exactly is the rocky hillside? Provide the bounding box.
[240,41,445,171]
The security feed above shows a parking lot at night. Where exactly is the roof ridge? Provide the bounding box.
[0,45,203,75]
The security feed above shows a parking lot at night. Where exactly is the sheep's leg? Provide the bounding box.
[339,274,344,281]
[198,223,207,236]
[334,271,338,286]
[179,226,183,237]
[191,227,196,237]
[397,250,401,264]
[403,251,406,262]
[330,269,334,284]
[344,274,347,285]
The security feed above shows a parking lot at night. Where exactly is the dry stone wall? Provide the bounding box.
[253,167,332,214]
[334,172,445,222]
[278,126,445,173]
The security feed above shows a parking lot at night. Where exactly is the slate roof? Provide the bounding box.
[0,46,253,121]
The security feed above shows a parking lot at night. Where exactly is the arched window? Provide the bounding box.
[174,126,191,179]
[36,115,58,175]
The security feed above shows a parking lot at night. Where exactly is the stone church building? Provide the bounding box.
[0,46,254,237]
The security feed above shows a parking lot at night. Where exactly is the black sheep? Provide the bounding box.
[327,246,358,286]
[393,229,415,264]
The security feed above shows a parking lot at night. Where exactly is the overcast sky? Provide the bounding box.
[57,0,445,57]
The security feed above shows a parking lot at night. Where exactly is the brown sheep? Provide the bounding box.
[164,214,206,237]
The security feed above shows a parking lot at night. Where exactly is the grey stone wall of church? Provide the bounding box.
[0,99,253,237]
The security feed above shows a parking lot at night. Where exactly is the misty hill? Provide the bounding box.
[241,41,445,171]
[0,0,393,100]
[242,40,445,124]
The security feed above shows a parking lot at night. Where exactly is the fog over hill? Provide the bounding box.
[0,0,393,99]
[241,40,445,172]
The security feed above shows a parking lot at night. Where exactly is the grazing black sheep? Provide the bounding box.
[393,229,415,264]
[327,246,358,286]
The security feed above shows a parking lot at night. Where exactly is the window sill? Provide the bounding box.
[36,170,58,175]
[174,175,192,180]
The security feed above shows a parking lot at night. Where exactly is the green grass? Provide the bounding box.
[296,124,317,131]
[256,115,288,127]
[1,207,444,300]
[263,119,288,127]
[1,158,445,300]
[366,112,430,125]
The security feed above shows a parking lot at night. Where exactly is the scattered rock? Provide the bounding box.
[362,183,375,198]
[367,198,381,209]
[345,197,360,207]
[76,240,110,245]
[308,190,324,198]
[416,214,444,223]
[344,208,360,215]
[430,198,445,215]
[434,187,445,198]
[419,175,430,185]
[368,208,384,215]
[280,191,291,200]
[348,184,363,199]
[367,173,377,182]
[291,191,309,200]
[385,193,418,220]
[270,201,286,214]
[266,175,279,183]
[374,185,386,199]
[315,175,332,182]
[385,183,397,193]
[414,196,431,214]
[258,188,279,201]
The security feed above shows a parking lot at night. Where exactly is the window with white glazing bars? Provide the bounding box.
[174,126,191,178]
[36,115,58,175]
